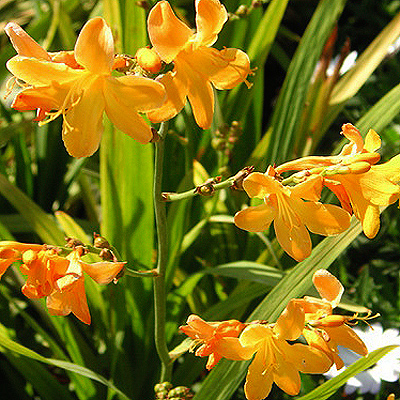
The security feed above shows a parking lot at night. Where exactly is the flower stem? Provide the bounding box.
[162,166,254,202]
[153,122,172,382]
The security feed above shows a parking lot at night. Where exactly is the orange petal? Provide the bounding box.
[147,67,189,123]
[244,351,274,400]
[341,123,364,153]
[46,278,91,324]
[194,0,227,46]
[74,17,114,75]
[362,204,380,239]
[364,129,381,152]
[290,175,322,201]
[185,62,214,129]
[215,337,255,361]
[49,50,82,69]
[280,341,333,373]
[297,201,351,236]
[312,269,344,307]
[272,358,301,395]
[323,325,367,356]
[234,203,275,233]
[147,1,192,63]
[274,299,305,341]
[11,83,70,112]
[274,216,311,261]
[81,261,125,284]
[5,22,50,60]
[6,56,83,86]
[62,76,105,158]
[242,172,283,198]
[0,248,21,278]
[186,47,251,90]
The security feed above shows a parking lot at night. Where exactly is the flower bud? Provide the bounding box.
[135,47,163,74]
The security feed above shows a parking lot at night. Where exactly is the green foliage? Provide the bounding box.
[1,0,400,399]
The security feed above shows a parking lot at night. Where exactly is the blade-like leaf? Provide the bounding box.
[297,345,398,400]
[193,217,362,400]
[330,11,400,105]
[0,174,64,244]
[0,327,132,400]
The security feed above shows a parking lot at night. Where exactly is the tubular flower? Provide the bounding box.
[6,18,166,158]
[180,314,248,369]
[237,300,332,400]
[326,154,400,238]
[298,270,368,369]
[0,241,125,324]
[146,0,251,129]
[234,166,351,261]
[276,123,382,174]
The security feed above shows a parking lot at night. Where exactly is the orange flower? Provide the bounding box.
[0,241,125,324]
[180,314,247,369]
[146,0,251,129]
[6,18,166,157]
[237,300,331,400]
[298,270,368,369]
[326,155,400,238]
[234,166,351,261]
[276,123,382,174]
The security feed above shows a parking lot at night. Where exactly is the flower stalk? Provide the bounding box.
[153,121,173,381]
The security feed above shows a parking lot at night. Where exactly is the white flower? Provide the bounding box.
[324,323,400,394]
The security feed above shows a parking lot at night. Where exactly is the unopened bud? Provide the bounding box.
[136,47,163,74]
[347,161,371,174]
[154,382,173,394]
[93,233,111,249]
[235,4,248,17]
[168,386,192,399]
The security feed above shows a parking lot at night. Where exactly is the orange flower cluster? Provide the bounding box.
[234,124,400,261]
[180,270,370,400]
[0,241,125,324]
[4,0,251,158]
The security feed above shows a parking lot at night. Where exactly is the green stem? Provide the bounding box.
[153,122,172,382]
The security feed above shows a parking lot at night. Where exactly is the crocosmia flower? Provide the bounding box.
[0,241,125,324]
[234,166,351,261]
[6,18,166,158]
[299,270,368,369]
[147,0,251,129]
[180,314,247,369]
[237,300,332,400]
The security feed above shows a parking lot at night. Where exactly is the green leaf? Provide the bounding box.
[0,174,65,244]
[264,0,347,167]
[0,327,132,400]
[205,261,284,285]
[193,217,362,400]
[330,11,400,105]
[297,345,399,400]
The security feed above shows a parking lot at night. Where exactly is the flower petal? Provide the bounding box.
[5,22,50,60]
[74,17,114,75]
[274,299,305,341]
[297,201,351,236]
[244,351,274,400]
[243,172,283,198]
[105,75,166,112]
[290,175,322,201]
[234,203,275,232]
[280,342,333,373]
[362,204,380,239]
[215,337,255,361]
[274,216,311,261]
[312,269,344,307]
[7,56,83,86]
[12,83,71,112]
[185,61,214,129]
[47,277,91,324]
[62,76,105,158]
[148,1,193,63]
[189,47,251,90]
[324,325,368,356]
[194,0,227,46]
[81,261,125,284]
[272,359,301,395]
[364,129,381,152]
[147,65,189,123]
